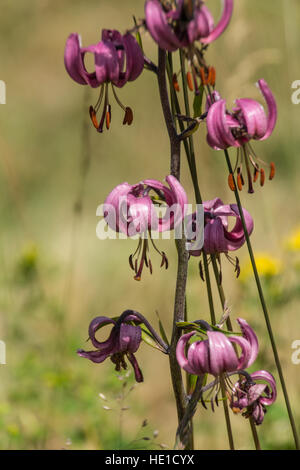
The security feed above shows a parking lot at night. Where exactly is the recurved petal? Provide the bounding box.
[250,370,277,406]
[235,98,267,140]
[206,99,239,149]
[77,348,111,363]
[201,0,233,44]
[127,352,144,382]
[229,334,252,370]
[103,182,133,234]
[64,33,87,85]
[145,0,182,51]
[236,318,259,368]
[122,33,144,82]
[88,316,117,349]
[176,331,197,374]
[257,79,277,141]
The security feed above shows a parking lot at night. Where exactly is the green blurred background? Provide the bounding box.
[0,0,300,449]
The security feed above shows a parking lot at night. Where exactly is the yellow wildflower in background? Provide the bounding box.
[284,226,300,252]
[240,253,282,282]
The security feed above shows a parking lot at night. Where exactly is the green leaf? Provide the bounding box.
[193,86,204,117]
[155,311,170,347]
[140,326,162,351]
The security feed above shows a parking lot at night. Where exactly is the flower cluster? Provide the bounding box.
[176,318,276,424]
[65,0,280,440]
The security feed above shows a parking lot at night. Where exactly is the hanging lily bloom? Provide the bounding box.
[145,0,232,94]
[64,29,144,132]
[187,198,254,277]
[77,314,143,382]
[77,310,169,382]
[103,175,188,280]
[145,0,233,51]
[176,317,259,409]
[230,370,277,425]
[206,79,277,193]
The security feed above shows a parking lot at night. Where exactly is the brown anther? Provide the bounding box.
[89,106,99,129]
[253,167,259,183]
[187,71,194,91]
[172,73,180,92]
[228,173,235,191]
[134,275,141,281]
[209,66,216,86]
[123,107,133,125]
[269,162,275,180]
[237,173,243,191]
[260,168,265,186]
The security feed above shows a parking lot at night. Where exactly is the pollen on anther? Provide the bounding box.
[253,167,259,183]
[228,174,235,191]
[237,173,243,191]
[209,67,216,86]
[269,162,275,180]
[89,106,99,129]
[187,72,194,91]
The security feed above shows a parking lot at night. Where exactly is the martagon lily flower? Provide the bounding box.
[230,370,277,425]
[64,29,144,132]
[145,0,233,51]
[176,317,259,409]
[103,175,188,280]
[187,197,254,277]
[206,79,277,193]
[77,310,169,383]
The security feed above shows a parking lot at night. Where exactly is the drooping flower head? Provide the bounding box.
[176,317,259,408]
[103,175,188,280]
[77,309,169,382]
[145,0,233,51]
[206,79,277,193]
[64,29,144,132]
[187,197,254,277]
[77,313,143,382]
[230,370,277,425]
[145,0,233,95]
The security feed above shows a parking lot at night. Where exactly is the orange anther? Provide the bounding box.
[209,66,216,86]
[187,71,194,91]
[89,106,99,129]
[228,173,235,191]
[172,73,180,92]
[237,173,243,191]
[253,167,259,182]
[269,162,275,180]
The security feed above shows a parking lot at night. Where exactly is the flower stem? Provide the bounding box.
[157,47,192,449]
[224,148,299,450]
[178,50,234,449]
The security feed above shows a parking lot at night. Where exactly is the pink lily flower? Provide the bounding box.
[64,29,144,132]
[77,314,144,382]
[206,79,277,193]
[230,370,277,425]
[103,175,188,280]
[176,317,259,408]
[188,198,254,277]
[145,0,233,52]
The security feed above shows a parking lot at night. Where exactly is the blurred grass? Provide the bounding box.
[0,0,300,449]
